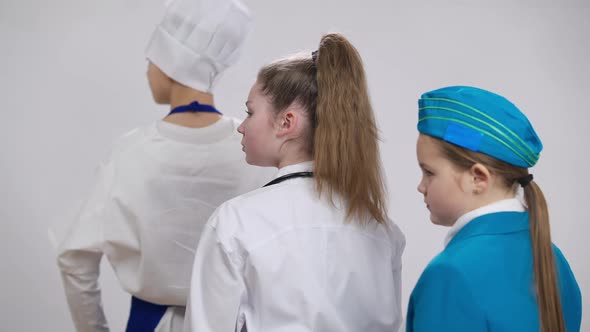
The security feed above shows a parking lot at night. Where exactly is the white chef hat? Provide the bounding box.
[145,0,253,92]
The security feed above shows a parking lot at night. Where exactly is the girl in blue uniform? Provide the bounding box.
[407,86,582,332]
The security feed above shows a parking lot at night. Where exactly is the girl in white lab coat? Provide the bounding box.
[184,33,406,332]
[56,1,272,331]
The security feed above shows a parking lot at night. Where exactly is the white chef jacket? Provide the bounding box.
[184,161,406,332]
[56,117,274,332]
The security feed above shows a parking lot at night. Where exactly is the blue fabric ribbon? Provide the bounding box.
[126,296,168,332]
[168,101,222,116]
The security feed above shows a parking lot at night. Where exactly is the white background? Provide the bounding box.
[1,0,588,330]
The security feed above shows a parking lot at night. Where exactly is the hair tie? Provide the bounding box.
[311,50,319,76]
[516,174,533,188]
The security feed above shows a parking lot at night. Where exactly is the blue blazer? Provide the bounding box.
[407,212,582,331]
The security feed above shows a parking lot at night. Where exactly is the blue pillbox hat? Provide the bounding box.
[417,86,542,168]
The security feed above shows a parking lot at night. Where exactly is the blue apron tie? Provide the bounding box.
[168,101,222,116]
[126,296,168,332]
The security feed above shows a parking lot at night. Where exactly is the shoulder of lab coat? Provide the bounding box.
[183,184,308,332]
[386,218,406,264]
[204,182,407,267]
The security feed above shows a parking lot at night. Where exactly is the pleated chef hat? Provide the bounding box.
[146,0,253,92]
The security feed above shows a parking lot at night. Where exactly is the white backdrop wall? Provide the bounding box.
[1,0,588,331]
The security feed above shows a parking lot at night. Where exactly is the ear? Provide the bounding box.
[468,163,491,195]
[276,104,302,138]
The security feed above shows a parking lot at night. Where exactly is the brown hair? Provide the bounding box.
[430,136,565,332]
[257,33,387,224]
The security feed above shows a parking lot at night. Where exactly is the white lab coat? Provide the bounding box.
[184,161,406,332]
[56,117,274,332]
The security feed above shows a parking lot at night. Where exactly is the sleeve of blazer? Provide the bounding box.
[552,245,582,332]
[407,261,487,332]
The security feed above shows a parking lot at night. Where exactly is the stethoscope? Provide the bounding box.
[167,101,222,116]
[263,172,314,187]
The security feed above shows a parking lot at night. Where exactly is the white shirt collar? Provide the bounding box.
[274,161,314,178]
[444,198,526,247]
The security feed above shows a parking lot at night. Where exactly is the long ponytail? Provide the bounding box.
[524,181,566,332]
[256,33,387,224]
[313,33,387,224]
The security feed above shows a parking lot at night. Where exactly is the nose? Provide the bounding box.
[237,120,245,135]
[417,178,426,195]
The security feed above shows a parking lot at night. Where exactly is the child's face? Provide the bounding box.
[416,134,472,226]
[238,82,281,167]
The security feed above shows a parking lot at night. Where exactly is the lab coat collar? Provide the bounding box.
[445,198,527,247]
[274,161,314,178]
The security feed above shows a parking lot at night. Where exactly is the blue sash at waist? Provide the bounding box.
[125,296,169,332]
